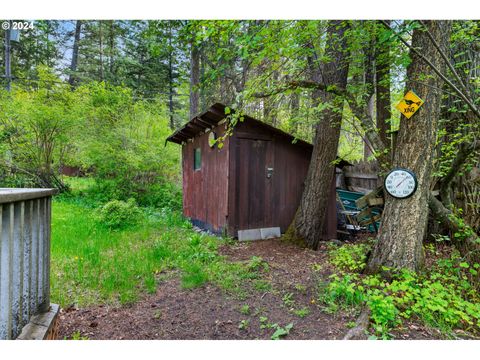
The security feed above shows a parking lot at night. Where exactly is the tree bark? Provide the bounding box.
[366,21,451,273]
[286,21,350,250]
[290,91,300,132]
[98,21,104,81]
[189,40,200,120]
[375,20,391,155]
[168,25,175,129]
[109,20,115,78]
[68,20,82,88]
[363,34,375,160]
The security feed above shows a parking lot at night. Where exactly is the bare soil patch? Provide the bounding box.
[58,239,439,340]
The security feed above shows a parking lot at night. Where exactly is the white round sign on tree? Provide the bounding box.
[384,168,418,199]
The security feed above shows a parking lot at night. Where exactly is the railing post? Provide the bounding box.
[0,189,56,340]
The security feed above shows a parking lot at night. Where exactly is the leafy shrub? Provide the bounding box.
[96,198,142,229]
[329,243,370,272]
[318,273,365,312]
[365,289,400,337]
[77,177,182,211]
[321,245,480,338]
[72,87,182,210]
[137,181,182,210]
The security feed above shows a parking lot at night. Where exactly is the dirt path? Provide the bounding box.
[58,239,438,340]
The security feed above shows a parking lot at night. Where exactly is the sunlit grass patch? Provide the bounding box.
[50,194,271,307]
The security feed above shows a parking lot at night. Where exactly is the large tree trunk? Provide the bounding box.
[375,20,391,155]
[366,21,451,273]
[109,20,115,78]
[286,20,350,250]
[98,21,104,81]
[363,32,376,160]
[189,41,200,120]
[168,25,175,129]
[68,20,82,88]
[290,91,300,132]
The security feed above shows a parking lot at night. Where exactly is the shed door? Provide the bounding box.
[236,138,274,231]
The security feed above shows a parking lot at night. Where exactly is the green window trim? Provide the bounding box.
[194,148,201,171]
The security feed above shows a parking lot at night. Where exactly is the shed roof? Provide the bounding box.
[166,103,313,149]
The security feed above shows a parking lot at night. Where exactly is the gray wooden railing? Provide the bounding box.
[0,188,56,340]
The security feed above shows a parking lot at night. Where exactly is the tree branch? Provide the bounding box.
[418,20,471,97]
[252,80,344,98]
[439,140,480,206]
[428,193,480,252]
[252,79,390,167]
[381,20,480,120]
[343,306,370,340]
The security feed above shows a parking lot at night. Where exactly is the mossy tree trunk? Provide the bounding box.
[189,39,200,120]
[366,21,451,273]
[287,20,350,250]
[375,20,392,155]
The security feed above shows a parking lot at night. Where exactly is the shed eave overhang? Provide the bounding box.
[166,102,313,150]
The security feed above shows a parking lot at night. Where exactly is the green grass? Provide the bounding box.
[292,307,310,318]
[50,187,269,307]
[51,200,168,305]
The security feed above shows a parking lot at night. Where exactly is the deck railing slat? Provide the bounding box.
[0,189,55,340]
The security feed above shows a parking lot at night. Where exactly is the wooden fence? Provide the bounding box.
[0,188,56,340]
[337,161,381,194]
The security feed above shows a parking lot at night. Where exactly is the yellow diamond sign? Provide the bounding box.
[396,90,424,119]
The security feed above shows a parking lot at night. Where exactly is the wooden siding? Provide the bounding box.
[177,107,337,240]
[227,120,312,235]
[182,124,229,233]
[236,138,274,230]
[272,133,312,233]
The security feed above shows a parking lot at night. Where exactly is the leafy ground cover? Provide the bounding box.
[319,242,480,339]
[53,178,479,340]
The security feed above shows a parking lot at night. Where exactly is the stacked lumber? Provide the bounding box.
[355,187,384,233]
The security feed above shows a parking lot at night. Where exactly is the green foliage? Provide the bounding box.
[0,67,76,188]
[294,283,307,293]
[329,243,370,272]
[252,279,272,292]
[71,83,182,209]
[238,319,250,330]
[282,292,295,308]
[1,78,182,213]
[68,331,90,340]
[365,289,399,338]
[240,304,251,315]
[271,323,294,340]
[51,182,271,306]
[95,198,142,229]
[259,316,270,329]
[292,307,310,318]
[447,210,477,242]
[246,256,270,272]
[320,243,480,338]
[318,274,365,313]
[259,317,295,339]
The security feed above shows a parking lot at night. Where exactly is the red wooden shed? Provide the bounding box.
[166,103,337,240]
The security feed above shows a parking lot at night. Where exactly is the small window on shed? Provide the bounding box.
[194,148,201,170]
